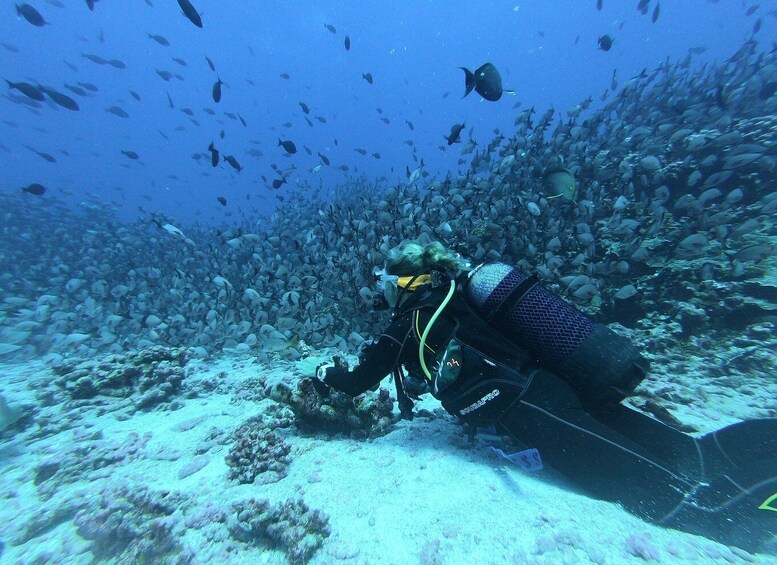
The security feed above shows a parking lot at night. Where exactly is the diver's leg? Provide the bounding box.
[497,369,696,522]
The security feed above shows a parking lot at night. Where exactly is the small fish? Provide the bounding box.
[217,196,227,206]
[597,0,602,10]
[177,0,202,28]
[21,183,46,195]
[318,152,330,165]
[272,178,287,189]
[207,141,219,167]
[148,33,169,46]
[324,23,336,34]
[205,55,215,71]
[362,72,373,84]
[129,90,141,101]
[82,53,108,65]
[212,76,223,103]
[745,4,759,16]
[1,42,19,53]
[279,72,290,79]
[219,129,225,139]
[105,106,129,118]
[172,57,187,66]
[406,120,414,130]
[354,148,367,155]
[181,108,193,116]
[108,59,126,69]
[344,35,351,50]
[460,63,510,101]
[372,152,381,159]
[64,84,87,96]
[315,115,326,123]
[157,69,173,81]
[445,122,465,145]
[5,80,45,101]
[167,92,175,109]
[24,145,56,162]
[16,3,48,26]
[121,150,139,160]
[224,155,242,172]
[598,34,614,51]
[380,117,390,125]
[637,0,650,15]
[278,139,297,154]
[299,101,310,114]
[238,114,246,127]
[40,86,79,111]
[652,3,660,23]
[78,81,98,92]
[753,17,762,33]
[86,0,98,10]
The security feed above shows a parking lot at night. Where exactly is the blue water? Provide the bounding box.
[1,0,765,223]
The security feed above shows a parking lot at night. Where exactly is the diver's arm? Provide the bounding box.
[323,316,411,396]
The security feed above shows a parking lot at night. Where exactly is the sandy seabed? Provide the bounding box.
[0,349,775,565]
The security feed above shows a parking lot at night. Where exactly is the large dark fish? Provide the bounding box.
[217,196,227,206]
[460,63,507,101]
[40,86,79,110]
[318,152,330,165]
[6,80,45,101]
[21,183,46,195]
[272,178,287,189]
[121,150,139,160]
[16,4,47,26]
[598,35,614,51]
[212,77,223,103]
[278,139,296,154]
[445,122,465,145]
[177,0,202,28]
[299,101,310,114]
[362,73,373,84]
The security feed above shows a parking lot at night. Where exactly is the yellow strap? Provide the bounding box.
[419,280,456,380]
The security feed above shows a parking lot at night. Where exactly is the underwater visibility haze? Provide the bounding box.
[0,0,776,563]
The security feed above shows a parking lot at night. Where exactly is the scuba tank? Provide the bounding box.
[462,262,648,405]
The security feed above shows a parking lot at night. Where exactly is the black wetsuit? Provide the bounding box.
[323,284,777,553]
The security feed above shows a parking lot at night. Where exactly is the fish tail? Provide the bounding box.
[460,67,475,97]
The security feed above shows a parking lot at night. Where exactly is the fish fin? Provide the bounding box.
[459,67,475,97]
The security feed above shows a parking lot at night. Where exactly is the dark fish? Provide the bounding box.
[299,101,310,114]
[224,155,242,172]
[460,63,505,101]
[25,145,56,162]
[181,107,193,116]
[315,115,326,123]
[6,80,45,101]
[205,55,215,71]
[597,0,602,10]
[105,106,129,118]
[212,76,223,103]
[108,59,126,69]
[78,81,98,91]
[217,196,227,206]
[318,152,329,165]
[278,139,296,154]
[86,0,97,10]
[40,86,79,110]
[16,4,48,26]
[362,72,373,84]
[279,72,290,79]
[219,129,225,139]
[637,0,650,15]
[380,117,390,124]
[21,183,46,196]
[82,53,108,65]
[172,57,187,66]
[167,92,175,108]
[303,145,312,156]
[372,152,381,159]
[148,33,169,46]
[177,0,202,28]
[238,114,247,127]
[344,35,351,50]
[64,84,87,96]
[157,69,173,81]
[324,23,336,34]
[746,4,759,16]
[598,35,614,51]
[224,112,236,120]
[339,165,349,172]
[753,17,762,33]
[129,90,141,101]
[406,120,414,130]
[445,122,465,145]
[305,117,313,127]
[652,3,660,23]
[272,178,287,189]
[121,150,139,160]
[354,148,367,155]
[1,42,20,53]
[207,141,219,167]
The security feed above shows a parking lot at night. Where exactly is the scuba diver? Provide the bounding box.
[308,240,776,554]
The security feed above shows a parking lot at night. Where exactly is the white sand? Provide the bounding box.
[0,352,775,565]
